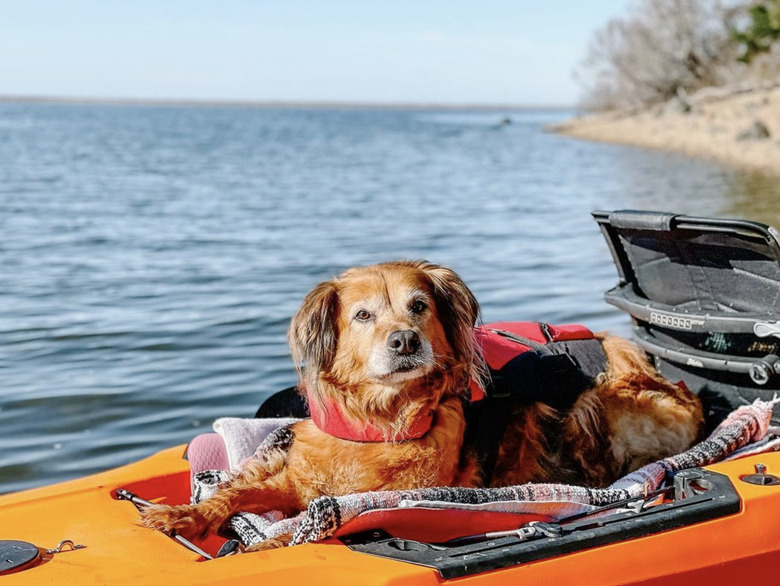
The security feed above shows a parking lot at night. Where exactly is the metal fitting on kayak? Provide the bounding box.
[749,354,780,385]
[46,540,86,554]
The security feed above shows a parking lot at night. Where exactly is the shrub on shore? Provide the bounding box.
[734,0,780,62]
[579,0,780,111]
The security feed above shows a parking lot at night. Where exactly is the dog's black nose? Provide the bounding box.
[387,330,421,356]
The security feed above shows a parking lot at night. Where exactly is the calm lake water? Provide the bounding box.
[2,102,780,495]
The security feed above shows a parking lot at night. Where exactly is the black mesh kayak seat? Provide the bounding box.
[593,210,780,427]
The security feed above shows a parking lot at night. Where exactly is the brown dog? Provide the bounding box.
[141,261,703,548]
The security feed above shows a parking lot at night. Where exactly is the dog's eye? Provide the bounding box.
[354,309,372,322]
[410,300,427,314]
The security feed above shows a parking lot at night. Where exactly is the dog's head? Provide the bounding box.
[290,261,482,430]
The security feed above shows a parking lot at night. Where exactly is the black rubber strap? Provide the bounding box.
[608,210,677,231]
[490,329,552,355]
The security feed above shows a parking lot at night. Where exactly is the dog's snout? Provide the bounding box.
[387,330,421,356]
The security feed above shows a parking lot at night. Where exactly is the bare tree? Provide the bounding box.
[578,0,745,110]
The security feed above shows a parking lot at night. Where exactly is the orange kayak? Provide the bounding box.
[2,442,780,585]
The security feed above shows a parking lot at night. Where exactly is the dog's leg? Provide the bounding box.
[601,379,703,471]
[562,375,704,487]
[141,455,303,540]
[559,336,705,486]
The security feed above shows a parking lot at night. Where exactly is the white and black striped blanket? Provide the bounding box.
[192,398,779,548]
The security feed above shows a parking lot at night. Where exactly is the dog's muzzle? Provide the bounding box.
[372,330,432,379]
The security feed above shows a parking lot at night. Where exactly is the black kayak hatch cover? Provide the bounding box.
[0,540,41,575]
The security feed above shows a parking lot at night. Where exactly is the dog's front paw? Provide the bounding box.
[139,504,212,540]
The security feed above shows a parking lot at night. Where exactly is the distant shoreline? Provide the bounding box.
[551,84,780,176]
[0,94,574,112]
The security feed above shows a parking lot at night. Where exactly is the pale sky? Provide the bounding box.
[0,1,630,106]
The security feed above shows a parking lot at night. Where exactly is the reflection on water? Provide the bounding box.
[0,102,778,494]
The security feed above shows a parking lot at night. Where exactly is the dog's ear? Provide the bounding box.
[289,280,340,388]
[418,262,484,388]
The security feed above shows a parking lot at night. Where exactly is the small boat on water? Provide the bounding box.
[2,210,780,584]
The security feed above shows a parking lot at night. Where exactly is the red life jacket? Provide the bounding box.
[469,322,603,403]
[308,322,607,443]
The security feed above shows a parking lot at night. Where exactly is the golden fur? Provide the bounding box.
[141,260,703,549]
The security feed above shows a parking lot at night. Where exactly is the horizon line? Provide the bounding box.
[0,94,576,111]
